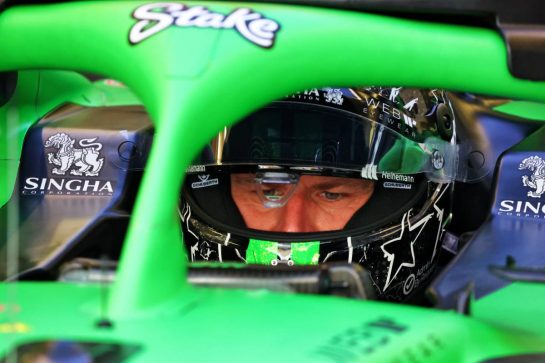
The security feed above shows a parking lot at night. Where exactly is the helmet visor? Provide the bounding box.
[190,103,457,182]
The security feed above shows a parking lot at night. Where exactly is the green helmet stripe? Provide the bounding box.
[292,241,320,265]
[247,239,320,265]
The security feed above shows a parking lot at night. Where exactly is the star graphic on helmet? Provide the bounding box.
[430,184,450,260]
[381,211,434,291]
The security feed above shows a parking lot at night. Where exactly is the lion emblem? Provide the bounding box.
[44,133,104,177]
[519,155,545,198]
[323,88,344,105]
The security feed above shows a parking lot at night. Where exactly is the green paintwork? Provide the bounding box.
[0,70,140,208]
[0,1,544,362]
[247,239,279,264]
[2,282,545,362]
[291,241,320,265]
[494,101,545,121]
[247,239,320,265]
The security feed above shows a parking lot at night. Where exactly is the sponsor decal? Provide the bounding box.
[402,274,416,295]
[361,164,378,180]
[497,200,545,218]
[402,259,436,296]
[186,164,206,173]
[381,171,414,183]
[363,97,416,128]
[130,3,280,48]
[191,174,219,189]
[520,155,545,198]
[312,318,407,360]
[383,182,412,190]
[289,88,320,101]
[288,88,327,102]
[287,88,346,105]
[361,93,419,139]
[497,155,545,218]
[45,133,104,177]
[22,178,114,196]
[323,88,344,105]
[22,133,114,196]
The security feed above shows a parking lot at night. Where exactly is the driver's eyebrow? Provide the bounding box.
[312,180,370,190]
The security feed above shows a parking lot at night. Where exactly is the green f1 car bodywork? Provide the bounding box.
[1,1,545,362]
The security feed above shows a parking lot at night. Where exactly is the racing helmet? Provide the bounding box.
[180,87,459,301]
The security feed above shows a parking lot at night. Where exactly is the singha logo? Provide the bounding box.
[519,155,545,198]
[44,133,104,177]
[323,88,344,105]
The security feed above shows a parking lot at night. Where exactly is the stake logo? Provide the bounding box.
[130,3,280,48]
[519,155,545,198]
[45,133,104,177]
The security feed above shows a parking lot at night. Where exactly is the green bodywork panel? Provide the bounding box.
[1,282,545,362]
[494,101,545,121]
[1,1,545,361]
[0,71,139,207]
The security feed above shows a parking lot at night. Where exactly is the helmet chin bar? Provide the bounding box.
[254,172,300,208]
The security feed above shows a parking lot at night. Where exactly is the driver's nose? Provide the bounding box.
[273,190,313,233]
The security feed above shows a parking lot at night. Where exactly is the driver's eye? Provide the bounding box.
[261,186,286,200]
[263,188,282,196]
[320,191,343,201]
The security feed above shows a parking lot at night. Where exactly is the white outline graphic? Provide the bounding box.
[380,210,433,291]
[431,185,449,260]
[179,204,198,239]
[361,164,378,180]
[347,237,353,263]
[519,155,545,198]
[403,98,418,112]
[234,248,246,262]
[389,87,401,101]
[44,133,104,177]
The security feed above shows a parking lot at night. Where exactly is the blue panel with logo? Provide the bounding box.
[0,105,153,280]
[494,152,545,219]
[431,125,545,305]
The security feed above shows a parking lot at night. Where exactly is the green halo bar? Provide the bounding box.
[1,0,545,318]
[0,3,545,362]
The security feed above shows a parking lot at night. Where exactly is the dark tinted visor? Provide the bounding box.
[190,103,457,181]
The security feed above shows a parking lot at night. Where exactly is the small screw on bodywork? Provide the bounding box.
[432,150,445,170]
